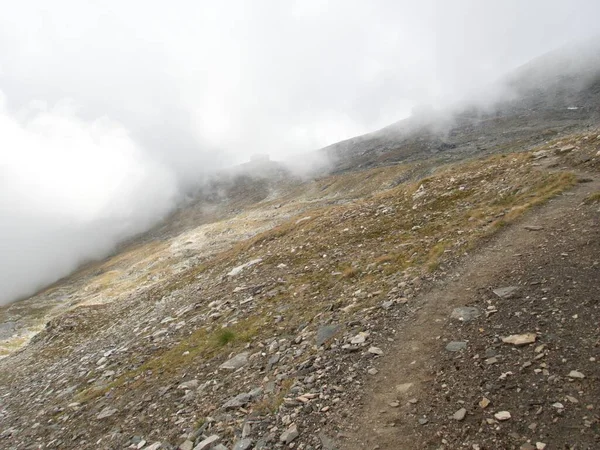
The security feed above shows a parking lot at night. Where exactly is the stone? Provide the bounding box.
[179,441,194,450]
[318,432,337,450]
[0,321,17,339]
[446,341,467,352]
[368,346,384,356]
[536,443,547,450]
[227,258,263,277]
[395,383,414,394]
[381,300,394,310]
[494,411,511,421]
[367,368,379,375]
[219,352,249,370]
[96,407,117,420]
[479,397,490,408]
[212,446,228,450]
[280,424,299,444]
[502,333,536,346]
[559,144,575,152]
[178,380,199,390]
[567,370,585,379]
[485,357,498,365]
[232,439,252,450]
[222,388,263,410]
[194,435,220,450]
[418,417,429,425]
[145,444,162,450]
[493,286,519,298]
[450,307,481,322]
[315,324,340,346]
[524,225,544,231]
[484,348,497,358]
[520,444,535,450]
[413,184,426,200]
[452,408,467,421]
[295,216,311,224]
[350,332,368,344]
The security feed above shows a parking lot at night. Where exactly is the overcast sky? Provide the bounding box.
[1,0,599,305]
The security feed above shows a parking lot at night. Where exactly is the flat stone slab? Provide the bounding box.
[315,324,340,346]
[219,352,249,370]
[227,259,263,277]
[446,341,467,352]
[502,333,536,346]
[493,286,519,299]
[96,407,117,420]
[450,307,481,322]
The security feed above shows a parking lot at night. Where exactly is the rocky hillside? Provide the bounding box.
[0,46,599,450]
[323,40,600,174]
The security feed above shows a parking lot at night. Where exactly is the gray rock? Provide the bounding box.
[446,341,467,352]
[418,417,429,425]
[227,258,263,277]
[494,411,511,421]
[145,444,162,450]
[524,225,544,231]
[280,424,299,444]
[267,354,280,370]
[368,346,384,356]
[316,324,340,346]
[222,387,263,410]
[318,432,337,450]
[96,407,117,420]
[450,307,481,322]
[484,348,497,358]
[219,352,249,370]
[233,438,253,450]
[212,446,228,450]
[568,370,585,379]
[178,380,199,390]
[0,321,17,340]
[452,408,467,421]
[350,332,368,344]
[502,333,536,346]
[193,435,220,450]
[179,441,194,450]
[493,286,519,299]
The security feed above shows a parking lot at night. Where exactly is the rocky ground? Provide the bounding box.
[343,158,600,450]
[0,131,598,450]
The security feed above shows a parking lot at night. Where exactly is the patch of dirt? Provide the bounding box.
[343,174,600,449]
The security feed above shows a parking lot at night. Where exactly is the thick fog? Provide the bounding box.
[1,0,599,305]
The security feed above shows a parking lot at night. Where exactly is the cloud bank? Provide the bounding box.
[1,0,599,304]
[0,94,176,304]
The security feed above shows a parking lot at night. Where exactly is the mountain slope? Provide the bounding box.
[0,45,599,450]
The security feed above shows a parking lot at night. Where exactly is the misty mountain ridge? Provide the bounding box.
[320,38,600,174]
[1,36,600,450]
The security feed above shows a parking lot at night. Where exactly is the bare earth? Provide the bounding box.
[0,136,598,450]
[344,169,599,449]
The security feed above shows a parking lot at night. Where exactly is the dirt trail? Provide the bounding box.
[344,170,600,449]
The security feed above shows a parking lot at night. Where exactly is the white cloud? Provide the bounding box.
[0,93,176,304]
[0,0,599,304]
